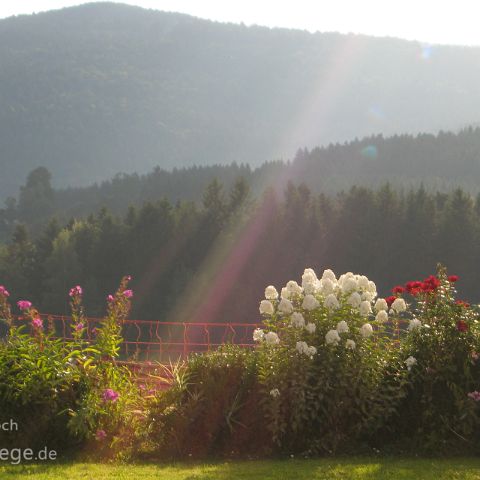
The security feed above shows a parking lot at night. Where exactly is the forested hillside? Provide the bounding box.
[2,127,480,241]
[2,2,480,197]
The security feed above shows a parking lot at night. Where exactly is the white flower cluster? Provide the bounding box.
[391,298,407,313]
[325,320,357,348]
[301,268,378,300]
[255,267,407,352]
[408,318,422,331]
[265,331,280,345]
[337,320,349,333]
[281,280,303,300]
[253,328,264,342]
[305,322,316,334]
[278,298,294,315]
[405,356,417,370]
[259,268,382,319]
[291,312,305,328]
[270,388,280,398]
[346,339,356,350]
[360,323,373,337]
[296,341,317,357]
[325,329,341,345]
[259,300,275,315]
[303,294,320,311]
[253,328,279,345]
[265,285,279,300]
[374,298,388,312]
[290,313,317,334]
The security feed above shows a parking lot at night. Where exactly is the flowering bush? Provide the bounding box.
[254,268,409,454]
[0,277,146,457]
[149,266,480,457]
[3,265,480,458]
[387,267,480,452]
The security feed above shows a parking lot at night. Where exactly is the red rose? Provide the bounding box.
[456,300,470,308]
[405,281,424,295]
[421,282,435,293]
[405,281,415,291]
[448,275,459,283]
[457,320,468,332]
[392,285,405,294]
[385,295,396,307]
[423,275,440,289]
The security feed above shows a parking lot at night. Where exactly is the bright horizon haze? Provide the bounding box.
[1,0,480,47]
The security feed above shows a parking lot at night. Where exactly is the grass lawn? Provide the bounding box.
[2,457,480,479]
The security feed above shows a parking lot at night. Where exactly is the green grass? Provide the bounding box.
[2,458,480,480]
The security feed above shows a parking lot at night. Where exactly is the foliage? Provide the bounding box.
[0,278,145,458]
[146,346,267,459]
[390,268,480,453]
[2,264,480,459]
[254,270,408,455]
[145,266,480,458]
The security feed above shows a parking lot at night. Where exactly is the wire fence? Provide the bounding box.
[13,314,260,363]
[10,313,409,385]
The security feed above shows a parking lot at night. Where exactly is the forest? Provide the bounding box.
[3,125,480,241]
[1,171,478,322]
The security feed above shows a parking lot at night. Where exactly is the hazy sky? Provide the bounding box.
[2,1,480,46]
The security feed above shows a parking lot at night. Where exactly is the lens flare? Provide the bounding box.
[420,44,433,60]
[361,145,378,159]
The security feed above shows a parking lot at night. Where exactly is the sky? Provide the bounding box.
[1,0,480,47]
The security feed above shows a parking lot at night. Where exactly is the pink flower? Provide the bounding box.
[69,285,83,297]
[468,391,480,402]
[125,275,132,281]
[123,289,133,298]
[107,294,115,303]
[32,317,43,329]
[17,300,32,311]
[102,388,119,402]
[0,286,9,297]
[95,429,107,441]
[75,322,84,332]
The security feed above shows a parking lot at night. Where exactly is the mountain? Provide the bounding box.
[2,2,480,198]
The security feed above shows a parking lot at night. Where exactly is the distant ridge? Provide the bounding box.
[1,2,480,198]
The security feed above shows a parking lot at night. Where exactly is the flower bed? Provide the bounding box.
[147,266,480,457]
[1,266,480,459]
[0,277,146,457]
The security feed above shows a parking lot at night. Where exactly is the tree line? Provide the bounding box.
[5,126,480,243]
[0,177,479,323]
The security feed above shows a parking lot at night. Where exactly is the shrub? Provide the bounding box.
[147,345,269,459]
[0,278,145,458]
[255,269,408,455]
[3,265,480,459]
[148,266,480,458]
[389,268,480,453]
